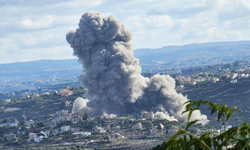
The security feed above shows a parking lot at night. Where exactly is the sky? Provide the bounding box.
[1,0,250,64]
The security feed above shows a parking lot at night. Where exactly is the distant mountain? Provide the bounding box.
[1,40,250,74]
[0,59,81,77]
[134,41,250,70]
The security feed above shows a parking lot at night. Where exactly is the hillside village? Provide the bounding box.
[0,86,219,150]
[1,61,250,149]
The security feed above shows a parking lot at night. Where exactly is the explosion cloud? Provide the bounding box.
[72,97,89,114]
[66,12,208,124]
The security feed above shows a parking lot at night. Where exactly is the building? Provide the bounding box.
[213,77,220,83]
[39,130,50,138]
[109,133,125,142]
[112,126,121,130]
[9,118,20,127]
[55,110,69,121]
[4,133,16,141]
[230,79,238,83]
[150,126,158,135]
[0,123,7,128]
[60,125,70,132]
[51,129,59,136]
[92,126,106,134]
[159,123,164,131]
[141,110,149,119]
[70,112,82,124]
[65,101,71,107]
[60,89,73,97]
[25,120,35,129]
[45,119,57,128]
[29,132,37,140]
[31,94,39,100]
[132,122,143,130]
[17,130,26,135]
[34,136,44,143]
[70,127,80,133]
[149,111,154,120]
[101,113,117,119]
[4,99,11,105]
[221,125,232,132]
[81,132,91,137]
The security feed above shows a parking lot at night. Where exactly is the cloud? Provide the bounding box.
[21,16,55,30]
[1,0,250,63]
[145,15,173,28]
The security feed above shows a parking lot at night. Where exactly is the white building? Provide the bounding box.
[159,123,164,131]
[81,132,91,137]
[230,79,238,83]
[25,120,35,129]
[232,73,238,79]
[29,132,37,140]
[101,113,117,119]
[92,126,106,134]
[60,125,70,132]
[213,77,220,83]
[9,118,19,127]
[4,99,11,105]
[34,136,44,143]
[39,130,50,138]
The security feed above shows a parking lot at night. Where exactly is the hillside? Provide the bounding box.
[0,88,85,122]
[134,41,250,70]
[180,79,250,124]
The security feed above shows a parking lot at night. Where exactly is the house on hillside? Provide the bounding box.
[70,112,82,124]
[132,122,143,130]
[4,133,16,141]
[60,125,70,132]
[4,99,11,105]
[29,132,37,141]
[92,126,106,134]
[60,87,73,97]
[34,136,44,143]
[8,118,20,127]
[55,110,69,121]
[25,120,35,129]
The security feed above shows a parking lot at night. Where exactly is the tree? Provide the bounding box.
[36,121,45,128]
[153,100,250,150]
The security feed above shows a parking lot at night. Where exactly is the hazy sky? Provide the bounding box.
[1,0,250,64]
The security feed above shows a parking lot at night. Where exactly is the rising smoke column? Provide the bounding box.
[66,12,208,124]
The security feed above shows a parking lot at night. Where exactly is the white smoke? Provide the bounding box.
[68,12,208,125]
[154,111,178,122]
[72,97,89,114]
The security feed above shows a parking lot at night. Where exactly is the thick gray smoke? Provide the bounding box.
[66,12,208,124]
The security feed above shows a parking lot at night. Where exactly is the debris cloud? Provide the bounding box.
[67,12,208,124]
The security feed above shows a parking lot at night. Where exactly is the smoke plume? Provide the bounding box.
[66,12,208,124]
[72,97,89,114]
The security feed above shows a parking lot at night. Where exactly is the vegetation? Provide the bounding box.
[153,100,250,150]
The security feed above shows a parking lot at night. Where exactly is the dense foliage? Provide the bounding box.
[153,100,250,150]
